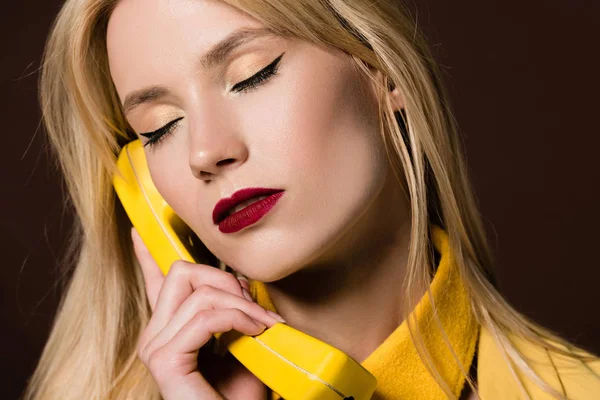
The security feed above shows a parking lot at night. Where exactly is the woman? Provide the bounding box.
[25,0,599,398]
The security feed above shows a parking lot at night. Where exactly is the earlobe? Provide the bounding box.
[389,86,405,112]
[376,71,404,111]
[372,70,406,112]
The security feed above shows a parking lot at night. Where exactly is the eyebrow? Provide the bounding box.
[121,27,277,115]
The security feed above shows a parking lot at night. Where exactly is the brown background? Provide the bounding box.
[2,0,598,398]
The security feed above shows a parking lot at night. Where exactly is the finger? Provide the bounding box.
[142,308,266,369]
[149,261,245,332]
[142,310,269,400]
[163,308,267,358]
[131,227,164,310]
[143,285,279,358]
[237,276,250,292]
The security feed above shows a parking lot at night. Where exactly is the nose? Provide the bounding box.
[188,116,249,181]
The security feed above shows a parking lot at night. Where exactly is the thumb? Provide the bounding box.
[131,227,165,311]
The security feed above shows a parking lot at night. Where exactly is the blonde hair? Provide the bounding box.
[25,0,596,398]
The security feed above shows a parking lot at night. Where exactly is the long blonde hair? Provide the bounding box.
[25,0,596,398]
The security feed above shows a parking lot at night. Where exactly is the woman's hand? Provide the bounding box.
[131,228,284,400]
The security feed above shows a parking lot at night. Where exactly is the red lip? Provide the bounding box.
[213,187,284,226]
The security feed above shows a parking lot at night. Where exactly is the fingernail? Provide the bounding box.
[255,321,267,330]
[266,310,286,323]
[242,288,254,302]
[237,277,250,291]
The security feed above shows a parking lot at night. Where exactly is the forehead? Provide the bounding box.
[106,0,263,100]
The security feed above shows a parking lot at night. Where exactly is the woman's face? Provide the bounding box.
[107,0,404,282]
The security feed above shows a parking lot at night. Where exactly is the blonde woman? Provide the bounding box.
[25,0,600,399]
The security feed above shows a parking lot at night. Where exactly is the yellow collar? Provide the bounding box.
[249,225,479,399]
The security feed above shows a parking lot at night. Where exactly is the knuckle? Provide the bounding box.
[229,307,247,320]
[192,308,227,330]
[168,260,189,277]
[137,332,150,359]
[193,308,212,322]
[137,334,148,352]
[138,343,150,366]
[221,271,243,293]
[195,284,214,300]
[147,347,166,373]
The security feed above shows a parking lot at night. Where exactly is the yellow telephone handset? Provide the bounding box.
[113,140,377,400]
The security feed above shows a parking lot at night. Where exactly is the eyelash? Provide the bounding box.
[140,52,285,148]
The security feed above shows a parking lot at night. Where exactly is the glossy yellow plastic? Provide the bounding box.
[112,139,377,400]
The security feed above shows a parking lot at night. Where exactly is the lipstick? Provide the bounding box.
[214,188,284,234]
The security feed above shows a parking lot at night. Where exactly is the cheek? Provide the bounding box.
[255,52,383,179]
[249,51,388,265]
[146,150,198,221]
[148,156,222,258]
[278,56,386,203]
[148,144,245,260]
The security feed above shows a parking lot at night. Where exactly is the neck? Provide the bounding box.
[263,170,420,363]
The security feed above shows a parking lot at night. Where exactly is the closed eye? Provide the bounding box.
[138,52,284,147]
[230,52,284,93]
[139,116,184,147]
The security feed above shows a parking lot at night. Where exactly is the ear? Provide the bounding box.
[372,69,405,112]
[389,86,405,112]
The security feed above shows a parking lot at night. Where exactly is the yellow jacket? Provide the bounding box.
[250,226,600,399]
[478,327,600,399]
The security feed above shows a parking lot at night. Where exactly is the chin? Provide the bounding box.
[227,248,310,283]
[235,262,302,283]
[222,212,356,283]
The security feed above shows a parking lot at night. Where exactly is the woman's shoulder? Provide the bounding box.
[477,325,600,399]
